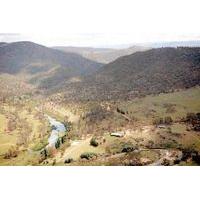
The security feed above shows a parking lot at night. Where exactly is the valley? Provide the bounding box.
[0,41,200,166]
[53,45,150,63]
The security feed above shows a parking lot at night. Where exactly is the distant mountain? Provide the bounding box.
[53,45,149,63]
[149,40,200,48]
[0,42,7,47]
[0,41,103,92]
[53,41,200,64]
[63,47,200,101]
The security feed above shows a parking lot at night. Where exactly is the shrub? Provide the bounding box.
[52,159,56,166]
[106,141,137,154]
[121,143,137,152]
[80,152,97,160]
[39,148,48,162]
[90,138,99,147]
[64,158,73,164]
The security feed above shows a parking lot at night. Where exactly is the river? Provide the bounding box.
[45,115,67,147]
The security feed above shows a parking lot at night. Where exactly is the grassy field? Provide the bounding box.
[117,86,200,123]
[0,114,7,133]
[0,100,50,165]
[56,137,105,163]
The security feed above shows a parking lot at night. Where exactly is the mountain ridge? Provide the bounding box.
[0,41,103,92]
[62,47,200,101]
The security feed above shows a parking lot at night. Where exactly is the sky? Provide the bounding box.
[0,0,200,47]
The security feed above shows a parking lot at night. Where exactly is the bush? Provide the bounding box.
[121,143,137,152]
[80,152,97,160]
[106,141,137,154]
[52,159,56,166]
[40,148,48,160]
[64,158,73,164]
[90,138,99,147]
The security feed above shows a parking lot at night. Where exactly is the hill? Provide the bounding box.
[0,41,103,93]
[0,42,7,47]
[62,47,200,101]
[53,45,149,63]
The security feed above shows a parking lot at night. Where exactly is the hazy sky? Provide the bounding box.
[0,0,200,47]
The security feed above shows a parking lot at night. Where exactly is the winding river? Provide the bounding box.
[45,115,67,147]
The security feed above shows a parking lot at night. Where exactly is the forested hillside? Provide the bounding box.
[0,41,103,92]
[62,47,200,101]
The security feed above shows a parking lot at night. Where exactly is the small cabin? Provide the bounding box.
[110,131,125,137]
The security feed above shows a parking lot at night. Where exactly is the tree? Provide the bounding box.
[40,148,47,160]
[90,137,99,147]
[55,139,60,149]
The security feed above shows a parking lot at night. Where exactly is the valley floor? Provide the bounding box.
[0,87,200,166]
